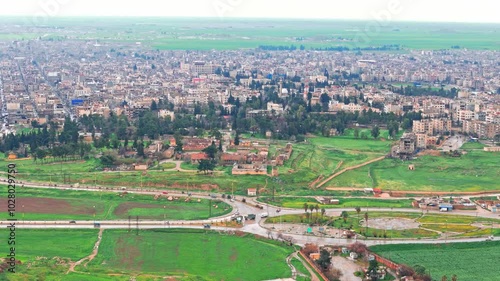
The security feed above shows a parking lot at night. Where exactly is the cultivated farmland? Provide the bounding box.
[371,241,500,281]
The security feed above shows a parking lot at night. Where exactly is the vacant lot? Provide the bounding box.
[371,241,500,281]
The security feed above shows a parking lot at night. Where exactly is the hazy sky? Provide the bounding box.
[0,0,498,23]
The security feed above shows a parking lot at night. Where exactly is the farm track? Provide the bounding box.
[67,228,104,274]
[317,156,386,188]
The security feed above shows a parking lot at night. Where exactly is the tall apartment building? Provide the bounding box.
[413,119,452,136]
[463,120,500,139]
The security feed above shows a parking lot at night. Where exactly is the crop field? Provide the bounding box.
[84,229,295,280]
[371,241,500,281]
[258,196,413,209]
[0,185,231,221]
[330,150,500,191]
[2,18,498,50]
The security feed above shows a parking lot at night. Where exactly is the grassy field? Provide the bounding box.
[0,229,295,280]
[258,196,413,209]
[85,229,295,280]
[3,18,498,50]
[0,185,231,221]
[3,135,498,194]
[371,241,500,281]
[330,150,500,191]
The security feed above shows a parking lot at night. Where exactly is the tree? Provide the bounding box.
[303,203,309,222]
[316,249,331,271]
[355,206,361,223]
[203,141,218,160]
[340,211,349,223]
[198,159,215,175]
[442,276,448,281]
[371,126,380,139]
[151,100,158,111]
[368,259,379,281]
[137,141,145,157]
[234,133,240,146]
[347,242,368,255]
[321,208,326,218]
[451,275,458,281]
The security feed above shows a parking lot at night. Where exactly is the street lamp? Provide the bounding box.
[163,206,166,220]
[22,205,24,220]
[93,205,96,224]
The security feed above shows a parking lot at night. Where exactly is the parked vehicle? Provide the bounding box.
[203,224,211,229]
[69,220,76,224]
[246,214,256,220]
[260,213,269,218]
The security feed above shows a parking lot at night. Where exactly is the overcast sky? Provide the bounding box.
[0,0,498,23]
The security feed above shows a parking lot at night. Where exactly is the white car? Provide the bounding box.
[260,213,269,218]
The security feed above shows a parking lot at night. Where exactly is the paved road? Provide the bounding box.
[1,178,498,247]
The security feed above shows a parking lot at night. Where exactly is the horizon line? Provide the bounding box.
[0,15,499,25]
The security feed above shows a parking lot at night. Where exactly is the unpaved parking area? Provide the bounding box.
[363,218,419,230]
[331,256,362,281]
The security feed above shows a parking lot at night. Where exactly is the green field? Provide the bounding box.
[371,241,500,281]
[258,196,413,209]
[2,18,498,50]
[0,185,231,221]
[85,229,295,280]
[0,229,295,280]
[330,150,500,191]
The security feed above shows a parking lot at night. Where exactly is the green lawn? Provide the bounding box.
[371,241,500,281]
[85,229,295,280]
[0,185,231,221]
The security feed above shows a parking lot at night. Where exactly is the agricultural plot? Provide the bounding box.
[371,241,500,281]
[0,185,231,221]
[10,18,497,50]
[85,229,295,280]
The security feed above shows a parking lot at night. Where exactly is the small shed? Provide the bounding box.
[309,252,320,260]
[247,188,257,196]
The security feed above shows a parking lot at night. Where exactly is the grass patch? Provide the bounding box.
[258,197,413,209]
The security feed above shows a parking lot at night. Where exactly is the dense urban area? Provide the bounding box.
[0,18,499,281]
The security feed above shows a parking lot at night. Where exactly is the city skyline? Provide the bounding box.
[0,0,499,24]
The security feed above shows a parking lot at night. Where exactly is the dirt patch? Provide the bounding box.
[364,218,420,230]
[1,198,93,215]
[418,150,441,157]
[115,235,142,270]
